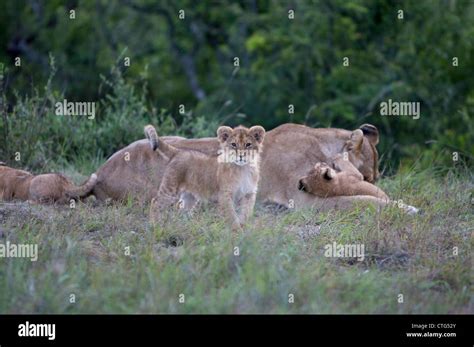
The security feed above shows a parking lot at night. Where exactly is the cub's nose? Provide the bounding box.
[298,179,306,192]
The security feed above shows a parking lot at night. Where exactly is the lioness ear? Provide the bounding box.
[217,126,233,143]
[249,125,265,144]
[359,123,379,146]
[346,129,364,152]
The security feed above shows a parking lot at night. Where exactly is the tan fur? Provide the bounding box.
[91,136,188,202]
[298,154,389,201]
[0,165,97,203]
[255,123,384,211]
[148,125,265,231]
[92,123,388,211]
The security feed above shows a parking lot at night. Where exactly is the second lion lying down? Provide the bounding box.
[0,162,97,203]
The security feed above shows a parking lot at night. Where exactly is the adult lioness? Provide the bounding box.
[0,164,97,203]
[256,123,382,210]
[91,135,188,202]
[91,123,386,210]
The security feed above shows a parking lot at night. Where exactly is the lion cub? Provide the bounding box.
[146,124,265,231]
[0,163,97,203]
[298,153,389,201]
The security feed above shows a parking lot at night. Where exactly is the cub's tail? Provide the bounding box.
[144,124,178,158]
[66,173,98,199]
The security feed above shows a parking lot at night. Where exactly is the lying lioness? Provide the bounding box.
[146,124,265,231]
[92,123,387,211]
[0,163,97,203]
[298,154,389,201]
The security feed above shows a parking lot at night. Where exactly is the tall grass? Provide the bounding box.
[0,168,471,313]
[0,54,472,314]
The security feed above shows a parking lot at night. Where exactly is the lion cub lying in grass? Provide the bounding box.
[0,162,97,203]
[298,153,389,201]
[146,124,265,232]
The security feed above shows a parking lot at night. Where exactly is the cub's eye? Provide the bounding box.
[245,143,252,148]
[231,143,237,148]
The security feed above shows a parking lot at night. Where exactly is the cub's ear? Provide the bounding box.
[359,123,379,146]
[323,167,336,180]
[217,126,233,143]
[249,125,266,144]
[346,129,364,152]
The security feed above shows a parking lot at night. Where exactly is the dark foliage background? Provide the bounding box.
[0,0,472,173]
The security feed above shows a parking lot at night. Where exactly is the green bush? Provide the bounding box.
[0,57,187,172]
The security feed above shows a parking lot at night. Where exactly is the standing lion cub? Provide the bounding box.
[146,124,265,231]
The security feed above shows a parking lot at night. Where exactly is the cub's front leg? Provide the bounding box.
[237,192,257,226]
[218,190,242,232]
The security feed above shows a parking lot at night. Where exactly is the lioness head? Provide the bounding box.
[298,162,337,196]
[344,124,380,183]
[217,125,265,166]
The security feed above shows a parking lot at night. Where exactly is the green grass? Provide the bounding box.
[0,168,472,314]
